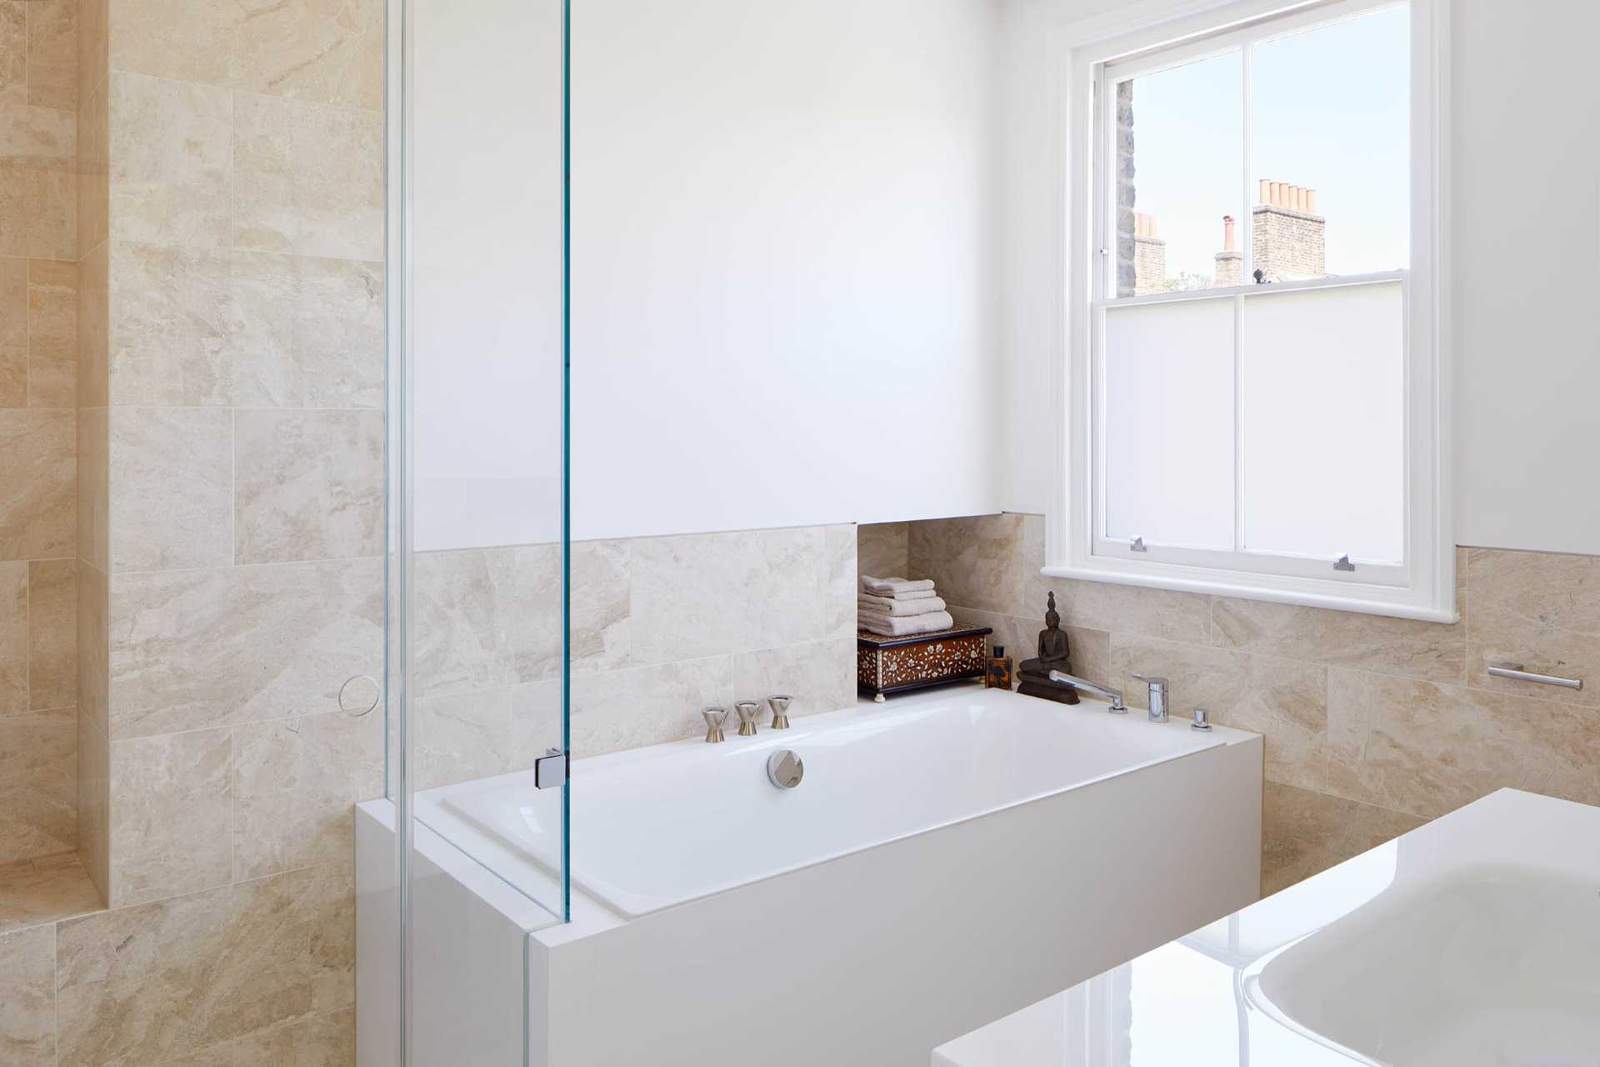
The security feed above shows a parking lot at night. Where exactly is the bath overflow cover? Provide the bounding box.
[766,750,804,789]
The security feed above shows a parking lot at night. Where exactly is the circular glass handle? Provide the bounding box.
[339,675,381,717]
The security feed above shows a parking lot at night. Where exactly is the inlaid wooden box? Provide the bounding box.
[856,625,993,700]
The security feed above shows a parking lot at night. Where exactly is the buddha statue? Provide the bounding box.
[1017,591,1078,704]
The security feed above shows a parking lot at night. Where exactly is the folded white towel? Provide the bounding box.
[858,593,947,617]
[858,609,955,638]
[860,575,937,597]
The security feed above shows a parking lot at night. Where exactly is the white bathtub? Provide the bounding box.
[358,686,1263,1066]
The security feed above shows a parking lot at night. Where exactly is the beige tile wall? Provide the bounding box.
[1,0,81,883]
[2,0,385,1061]
[893,512,1600,896]
[411,525,859,790]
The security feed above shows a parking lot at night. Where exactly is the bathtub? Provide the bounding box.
[356,685,1263,1067]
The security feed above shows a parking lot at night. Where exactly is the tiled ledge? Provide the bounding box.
[0,851,105,935]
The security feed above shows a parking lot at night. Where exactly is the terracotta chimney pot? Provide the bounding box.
[1306,188,1319,213]
[1222,214,1236,252]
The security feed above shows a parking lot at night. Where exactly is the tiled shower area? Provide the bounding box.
[0,0,106,936]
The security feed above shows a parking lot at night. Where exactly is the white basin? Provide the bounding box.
[935,789,1600,1067]
[1252,864,1600,1066]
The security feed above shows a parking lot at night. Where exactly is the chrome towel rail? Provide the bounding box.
[1487,663,1583,691]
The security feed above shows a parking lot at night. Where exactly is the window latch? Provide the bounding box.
[1130,536,1148,553]
[1333,554,1356,572]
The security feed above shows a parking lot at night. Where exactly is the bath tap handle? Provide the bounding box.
[702,706,728,744]
[735,701,761,737]
[768,694,792,730]
[1132,675,1170,724]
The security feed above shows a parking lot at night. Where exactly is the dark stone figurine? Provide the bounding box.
[1017,592,1079,704]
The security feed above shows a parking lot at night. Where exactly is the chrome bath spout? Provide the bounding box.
[1047,671,1128,713]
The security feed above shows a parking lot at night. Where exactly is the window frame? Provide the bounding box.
[1050,0,1454,622]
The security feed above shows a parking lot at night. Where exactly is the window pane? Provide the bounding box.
[1114,52,1243,297]
[1249,5,1410,282]
[1104,299,1235,550]
[1239,281,1404,563]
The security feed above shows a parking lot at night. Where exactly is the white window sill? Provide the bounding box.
[1041,562,1459,624]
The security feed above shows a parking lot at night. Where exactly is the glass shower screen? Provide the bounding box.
[384,0,570,1061]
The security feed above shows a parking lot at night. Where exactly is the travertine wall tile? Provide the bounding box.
[1466,547,1600,707]
[0,560,23,713]
[0,851,103,934]
[109,0,380,112]
[507,679,562,771]
[109,726,232,905]
[411,678,563,791]
[75,241,106,405]
[75,405,106,569]
[0,408,73,559]
[0,4,23,107]
[1261,781,1422,896]
[411,544,562,697]
[0,101,76,260]
[233,0,382,110]
[25,162,75,258]
[108,0,240,85]
[25,257,75,406]
[56,862,354,1063]
[570,654,733,756]
[629,526,846,665]
[57,880,237,1064]
[1325,668,1600,821]
[0,923,55,1066]
[0,100,74,161]
[78,0,106,97]
[1212,595,1466,685]
[77,78,107,254]
[76,565,108,734]
[0,255,23,404]
[26,557,74,709]
[411,687,516,791]
[108,71,231,249]
[230,251,384,408]
[231,708,382,880]
[24,0,76,110]
[857,520,910,581]
[108,405,232,571]
[164,1006,356,1067]
[234,408,383,563]
[106,240,230,404]
[75,716,108,898]
[1111,634,1331,793]
[0,706,76,862]
[730,637,857,722]
[907,512,1027,615]
[233,91,382,261]
[109,558,383,737]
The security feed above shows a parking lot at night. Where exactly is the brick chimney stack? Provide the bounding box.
[1252,179,1325,281]
[1131,211,1167,295]
[1213,214,1242,287]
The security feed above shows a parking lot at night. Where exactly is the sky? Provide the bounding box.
[1123,3,1410,282]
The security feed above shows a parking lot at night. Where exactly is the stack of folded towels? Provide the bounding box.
[858,575,955,638]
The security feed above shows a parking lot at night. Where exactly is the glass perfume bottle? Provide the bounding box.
[986,645,1014,690]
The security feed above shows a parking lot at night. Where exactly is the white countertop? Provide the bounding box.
[933,789,1600,1066]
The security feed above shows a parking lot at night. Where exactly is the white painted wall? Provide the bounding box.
[411,0,1005,551]
[1001,0,1600,557]
[410,0,565,552]
[569,0,1003,541]
[1451,1,1600,556]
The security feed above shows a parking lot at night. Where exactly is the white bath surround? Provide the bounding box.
[356,686,1263,1065]
[934,788,1600,1067]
